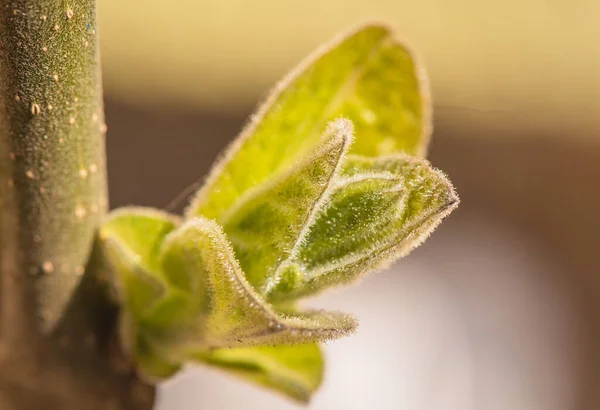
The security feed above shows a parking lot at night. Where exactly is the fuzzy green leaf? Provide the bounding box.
[154,217,356,354]
[100,237,165,320]
[266,154,459,301]
[98,207,183,380]
[187,24,429,221]
[220,119,352,293]
[99,207,180,274]
[98,207,180,315]
[193,344,323,403]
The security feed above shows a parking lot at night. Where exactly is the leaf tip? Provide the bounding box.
[328,117,354,138]
[343,21,432,157]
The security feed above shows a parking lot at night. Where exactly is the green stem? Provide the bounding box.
[0,0,107,336]
[0,1,154,408]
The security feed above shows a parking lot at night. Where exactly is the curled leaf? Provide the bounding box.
[155,217,356,354]
[98,207,180,315]
[267,154,459,301]
[98,207,183,380]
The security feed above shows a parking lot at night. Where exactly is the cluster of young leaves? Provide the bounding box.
[98,24,458,403]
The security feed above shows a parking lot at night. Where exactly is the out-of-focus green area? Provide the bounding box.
[98,0,600,139]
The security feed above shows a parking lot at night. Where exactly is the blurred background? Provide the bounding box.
[97,1,600,409]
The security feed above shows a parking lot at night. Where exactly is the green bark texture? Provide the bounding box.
[0,0,106,335]
[0,1,154,408]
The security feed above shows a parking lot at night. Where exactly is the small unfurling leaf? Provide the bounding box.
[98,207,183,380]
[98,207,179,316]
[266,154,459,301]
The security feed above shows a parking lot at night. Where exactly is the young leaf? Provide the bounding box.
[155,217,356,353]
[220,119,353,293]
[100,207,180,274]
[187,23,430,221]
[193,344,323,403]
[100,236,166,319]
[98,207,180,315]
[98,207,183,381]
[266,154,459,301]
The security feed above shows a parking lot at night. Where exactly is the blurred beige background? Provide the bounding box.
[98,0,600,138]
[97,1,600,409]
